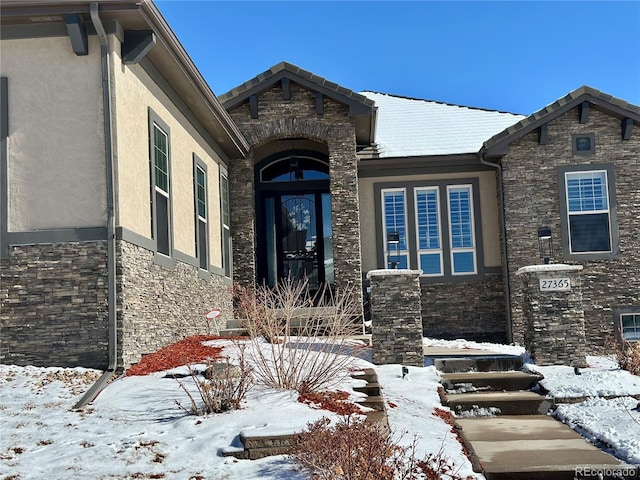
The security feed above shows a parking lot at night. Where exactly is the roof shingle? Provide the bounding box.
[361,92,525,158]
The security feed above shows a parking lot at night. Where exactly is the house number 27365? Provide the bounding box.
[539,277,571,292]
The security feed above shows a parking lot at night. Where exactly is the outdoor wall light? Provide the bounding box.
[387,232,400,269]
[537,226,553,264]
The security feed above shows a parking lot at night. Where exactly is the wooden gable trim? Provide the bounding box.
[538,124,548,145]
[622,118,633,140]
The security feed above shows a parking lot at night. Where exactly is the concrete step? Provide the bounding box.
[445,391,554,415]
[356,395,385,411]
[217,328,248,337]
[441,371,543,393]
[455,416,629,480]
[433,355,524,373]
[215,319,248,337]
[351,368,378,383]
[364,410,388,425]
[353,382,381,396]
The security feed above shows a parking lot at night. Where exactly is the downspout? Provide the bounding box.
[478,151,513,344]
[74,2,117,408]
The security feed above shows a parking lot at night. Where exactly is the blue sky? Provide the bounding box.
[155,1,640,115]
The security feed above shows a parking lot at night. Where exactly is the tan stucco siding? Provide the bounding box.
[110,37,224,267]
[1,36,106,231]
[358,170,501,272]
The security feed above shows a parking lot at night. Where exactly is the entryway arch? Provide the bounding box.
[254,138,333,294]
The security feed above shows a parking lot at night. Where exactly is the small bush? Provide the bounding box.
[606,335,640,376]
[234,279,362,394]
[617,341,640,376]
[175,344,253,415]
[291,416,472,480]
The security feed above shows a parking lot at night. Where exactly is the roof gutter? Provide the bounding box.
[74,2,117,408]
[478,150,513,344]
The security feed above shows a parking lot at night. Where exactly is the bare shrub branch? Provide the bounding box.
[605,335,640,376]
[175,342,254,416]
[235,278,363,393]
[290,416,473,480]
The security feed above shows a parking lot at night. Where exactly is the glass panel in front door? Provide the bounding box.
[265,197,277,286]
[281,195,319,289]
[321,193,334,286]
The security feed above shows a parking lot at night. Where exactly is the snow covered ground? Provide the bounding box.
[2,337,638,479]
[0,339,478,480]
[524,355,640,465]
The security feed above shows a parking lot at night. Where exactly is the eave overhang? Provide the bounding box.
[0,0,249,160]
[219,62,377,146]
[357,153,495,177]
[482,86,640,160]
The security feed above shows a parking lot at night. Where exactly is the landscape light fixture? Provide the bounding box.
[387,232,400,269]
[537,227,553,264]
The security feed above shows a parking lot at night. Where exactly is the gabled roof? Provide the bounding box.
[482,86,640,158]
[220,62,376,145]
[362,92,525,158]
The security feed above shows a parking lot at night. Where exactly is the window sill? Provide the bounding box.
[419,272,485,285]
[153,252,176,269]
[198,269,212,281]
[563,250,620,262]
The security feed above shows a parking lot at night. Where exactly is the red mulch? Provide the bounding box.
[125,335,235,376]
[299,390,363,416]
[433,407,473,462]
[433,407,457,432]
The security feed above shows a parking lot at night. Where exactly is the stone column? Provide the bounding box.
[516,264,586,367]
[367,269,423,367]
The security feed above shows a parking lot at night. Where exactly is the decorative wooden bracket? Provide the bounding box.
[579,101,589,124]
[250,95,258,119]
[66,14,88,56]
[622,118,633,140]
[538,124,548,145]
[281,78,290,100]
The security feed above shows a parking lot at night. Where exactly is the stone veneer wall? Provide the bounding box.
[117,241,233,368]
[369,270,423,367]
[502,107,640,350]
[517,265,586,367]
[0,242,109,368]
[227,84,363,305]
[420,274,507,343]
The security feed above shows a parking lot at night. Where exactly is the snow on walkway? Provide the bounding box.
[555,397,640,464]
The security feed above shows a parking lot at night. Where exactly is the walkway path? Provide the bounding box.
[425,347,634,480]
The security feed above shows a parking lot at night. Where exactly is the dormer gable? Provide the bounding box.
[482,86,640,158]
[219,62,376,145]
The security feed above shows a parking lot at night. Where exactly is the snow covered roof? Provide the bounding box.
[361,92,525,158]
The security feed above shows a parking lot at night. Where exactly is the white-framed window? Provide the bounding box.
[564,170,612,254]
[381,188,409,269]
[377,180,481,279]
[193,159,208,270]
[447,185,476,275]
[621,313,640,341]
[414,187,443,276]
